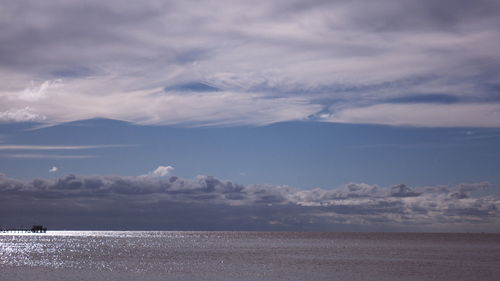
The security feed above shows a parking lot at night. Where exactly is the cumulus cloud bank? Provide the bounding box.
[0,173,498,231]
[0,0,499,127]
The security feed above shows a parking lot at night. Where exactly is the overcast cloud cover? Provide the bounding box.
[1,169,498,231]
[1,0,500,127]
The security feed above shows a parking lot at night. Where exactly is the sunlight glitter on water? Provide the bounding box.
[1,232,500,281]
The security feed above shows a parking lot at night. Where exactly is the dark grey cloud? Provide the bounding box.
[0,0,167,70]
[0,174,498,231]
[390,184,421,197]
[341,0,500,32]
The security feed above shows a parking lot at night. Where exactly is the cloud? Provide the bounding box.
[49,166,58,173]
[0,107,46,122]
[324,103,500,127]
[0,144,130,150]
[0,173,498,231]
[18,79,62,102]
[0,154,97,159]
[142,165,174,177]
[0,144,131,159]
[0,0,499,127]
[389,184,421,197]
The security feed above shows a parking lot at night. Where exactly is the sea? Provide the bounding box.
[1,231,499,281]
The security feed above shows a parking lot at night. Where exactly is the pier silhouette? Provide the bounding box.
[0,225,47,233]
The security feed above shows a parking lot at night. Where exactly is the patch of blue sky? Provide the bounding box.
[164,82,221,92]
[1,119,499,193]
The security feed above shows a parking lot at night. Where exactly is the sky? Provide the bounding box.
[1,0,500,231]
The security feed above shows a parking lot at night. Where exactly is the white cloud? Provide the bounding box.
[49,166,58,172]
[152,166,174,177]
[143,165,174,177]
[1,82,322,126]
[0,106,46,122]
[17,79,62,102]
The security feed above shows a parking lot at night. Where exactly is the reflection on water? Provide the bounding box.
[1,232,500,281]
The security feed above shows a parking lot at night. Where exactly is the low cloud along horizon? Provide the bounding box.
[1,166,498,232]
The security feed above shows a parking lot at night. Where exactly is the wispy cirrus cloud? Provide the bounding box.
[0,144,132,159]
[324,103,500,127]
[0,0,499,127]
[0,154,97,159]
[0,144,132,150]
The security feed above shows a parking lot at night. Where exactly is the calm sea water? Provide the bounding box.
[1,231,499,281]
